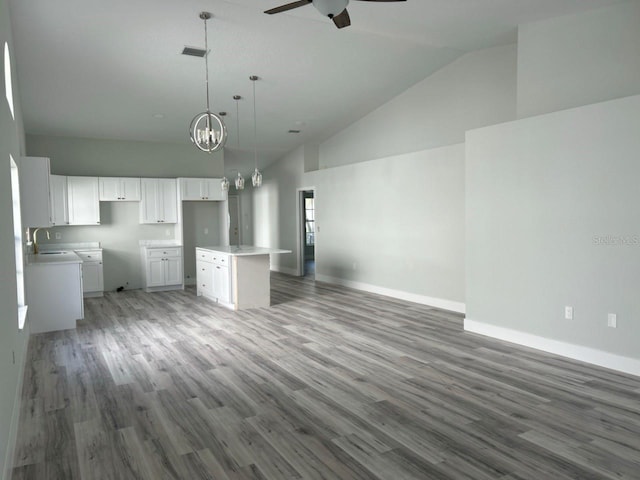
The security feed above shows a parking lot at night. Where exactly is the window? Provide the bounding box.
[305,196,315,246]
[10,156,27,329]
[4,42,15,119]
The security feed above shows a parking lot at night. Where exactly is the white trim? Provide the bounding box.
[271,264,298,276]
[464,318,640,377]
[316,274,465,314]
[3,326,29,480]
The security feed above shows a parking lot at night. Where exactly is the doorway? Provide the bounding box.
[299,189,315,277]
[228,194,241,246]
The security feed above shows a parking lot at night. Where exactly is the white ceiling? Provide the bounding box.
[9,0,627,175]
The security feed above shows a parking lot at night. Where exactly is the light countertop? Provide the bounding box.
[197,245,292,256]
[26,251,82,266]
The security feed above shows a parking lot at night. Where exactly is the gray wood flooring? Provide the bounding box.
[11,273,640,479]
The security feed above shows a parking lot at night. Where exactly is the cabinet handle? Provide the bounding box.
[87,256,92,258]
[216,266,221,270]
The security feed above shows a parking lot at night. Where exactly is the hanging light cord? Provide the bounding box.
[252,78,258,170]
[236,97,240,148]
[203,14,211,113]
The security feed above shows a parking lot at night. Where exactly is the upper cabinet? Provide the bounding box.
[140,178,177,224]
[67,176,100,225]
[19,156,52,228]
[99,177,141,201]
[49,174,69,226]
[179,178,226,201]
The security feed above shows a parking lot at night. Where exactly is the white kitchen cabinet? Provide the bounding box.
[140,178,177,224]
[76,249,104,297]
[141,246,183,292]
[19,156,52,228]
[25,254,84,333]
[49,174,69,226]
[99,177,141,201]
[67,176,100,225]
[179,178,226,201]
[195,248,231,304]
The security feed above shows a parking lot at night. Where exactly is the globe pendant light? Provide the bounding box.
[189,12,227,153]
[250,75,263,187]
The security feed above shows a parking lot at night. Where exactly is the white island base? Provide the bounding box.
[196,246,291,310]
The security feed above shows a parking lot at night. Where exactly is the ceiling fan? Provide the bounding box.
[265,0,406,29]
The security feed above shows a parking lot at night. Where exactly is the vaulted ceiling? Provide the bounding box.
[9,0,627,175]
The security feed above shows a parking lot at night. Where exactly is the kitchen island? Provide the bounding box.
[196,245,291,310]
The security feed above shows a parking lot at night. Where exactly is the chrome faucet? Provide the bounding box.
[32,227,50,254]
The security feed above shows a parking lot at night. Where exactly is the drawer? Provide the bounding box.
[196,249,214,263]
[211,254,229,267]
[146,247,181,258]
[197,260,212,278]
[75,250,102,262]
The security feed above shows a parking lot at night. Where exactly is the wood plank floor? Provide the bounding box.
[11,273,640,479]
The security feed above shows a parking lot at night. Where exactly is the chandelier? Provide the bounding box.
[189,12,227,153]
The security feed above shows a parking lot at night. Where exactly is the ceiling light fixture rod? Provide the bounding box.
[250,75,262,188]
[202,12,212,113]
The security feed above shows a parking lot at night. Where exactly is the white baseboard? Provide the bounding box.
[464,318,640,377]
[315,274,465,314]
[3,327,29,480]
[271,265,299,276]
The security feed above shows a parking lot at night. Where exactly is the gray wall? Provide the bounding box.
[517,1,640,119]
[26,134,224,177]
[466,94,640,360]
[254,45,516,308]
[319,44,517,169]
[0,0,29,476]
[309,144,465,308]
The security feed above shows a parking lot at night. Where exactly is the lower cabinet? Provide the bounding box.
[196,248,231,305]
[25,261,84,333]
[76,249,104,297]
[142,246,183,292]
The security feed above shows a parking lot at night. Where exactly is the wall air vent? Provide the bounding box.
[182,46,207,57]
[288,129,301,134]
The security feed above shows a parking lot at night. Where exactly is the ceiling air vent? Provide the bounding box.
[182,46,207,58]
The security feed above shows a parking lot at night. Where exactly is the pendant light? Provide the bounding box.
[250,75,263,187]
[232,94,245,190]
[189,12,227,153]
[221,96,241,192]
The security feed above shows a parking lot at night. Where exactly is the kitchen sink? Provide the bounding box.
[38,251,68,255]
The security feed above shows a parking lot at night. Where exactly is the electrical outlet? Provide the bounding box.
[165,229,170,236]
[204,228,209,235]
[607,313,617,328]
[564,306,573,320]
[352,262,357,271]
[55,232,62,240]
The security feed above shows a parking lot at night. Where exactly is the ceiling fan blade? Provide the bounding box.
[264,0,312,15]
[332,8,351,28]
[264,0,313,15]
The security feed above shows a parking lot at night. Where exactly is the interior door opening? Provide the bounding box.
[301,190,315,278]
